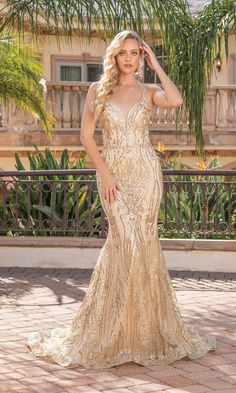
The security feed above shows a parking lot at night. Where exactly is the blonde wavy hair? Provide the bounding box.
[94,30,143,121]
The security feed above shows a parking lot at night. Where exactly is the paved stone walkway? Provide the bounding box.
[0,268,236,393]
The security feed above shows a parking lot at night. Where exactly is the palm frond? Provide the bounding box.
[0,1,236,154]
[0,34,54,134]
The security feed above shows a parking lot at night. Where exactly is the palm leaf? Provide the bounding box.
[0,34,54,134]
[0,1,236,154]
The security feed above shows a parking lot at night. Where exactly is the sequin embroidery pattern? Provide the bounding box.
[27,83,216,368]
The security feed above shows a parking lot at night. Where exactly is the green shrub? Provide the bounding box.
[2,147,102,237]
[158,155,236,239]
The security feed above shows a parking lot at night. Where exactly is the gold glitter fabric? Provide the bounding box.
[27,83,216,369]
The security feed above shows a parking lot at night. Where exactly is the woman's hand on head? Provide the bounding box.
[141,40,160,71]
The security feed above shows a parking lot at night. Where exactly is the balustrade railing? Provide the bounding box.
[0,169,235,239]
[0,83,235,133]
[214,85,236,129]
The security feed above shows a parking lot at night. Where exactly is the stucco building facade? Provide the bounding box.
[0,2,236,170]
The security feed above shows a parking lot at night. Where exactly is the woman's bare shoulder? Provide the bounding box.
[85,82,101,109]
[87,81,100,96]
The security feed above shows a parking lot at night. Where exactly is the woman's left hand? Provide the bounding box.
[140,40,160,70]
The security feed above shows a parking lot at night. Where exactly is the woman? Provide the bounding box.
[27,30,216,369]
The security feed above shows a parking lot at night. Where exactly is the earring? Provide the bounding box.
[135,59,144,82]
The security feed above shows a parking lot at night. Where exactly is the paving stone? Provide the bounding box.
[124,373,164,384]
[102,389,135,393]
[82,371,120,382]
[214,363,236,375]
[114,365,151,376]
[211,389,236,393]
[102,390,135,393]
[5,390,36,393]
[157,375,196,387]
[128,382,171,392]
[165,389,209,393]
[180,370,225,382]
[66,387,102,393]
[0,380,28,391]
[28,383,65,393]
[55,376,97,387]
[51,369,86,379]
[0,372,24,380]
[19,375,61,385]
[91,378,135,390]
[171,362,209,373]
[220,374,236,384]
[196,377,234,390]
[0,267,236,393]
[178,385,211,393]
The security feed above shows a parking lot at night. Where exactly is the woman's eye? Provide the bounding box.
[118,51,138,56]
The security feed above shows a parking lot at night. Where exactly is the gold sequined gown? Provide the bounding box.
[27,83,216,369]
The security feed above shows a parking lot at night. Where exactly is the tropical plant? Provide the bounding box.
[158,154,236,239]
[0,34,54,134]
[1,147,102,236]
[0,1,235,154]
[1,147,235,239]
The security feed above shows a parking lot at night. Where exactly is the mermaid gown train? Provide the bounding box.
[27,84,216,369]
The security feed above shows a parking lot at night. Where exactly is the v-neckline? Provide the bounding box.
[107,82,144,123]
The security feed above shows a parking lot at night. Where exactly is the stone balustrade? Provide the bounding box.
[0,83,235,134]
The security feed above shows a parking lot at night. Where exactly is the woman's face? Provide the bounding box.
[116,38,143,75]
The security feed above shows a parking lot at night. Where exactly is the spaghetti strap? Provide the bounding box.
[139,82,147,105]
